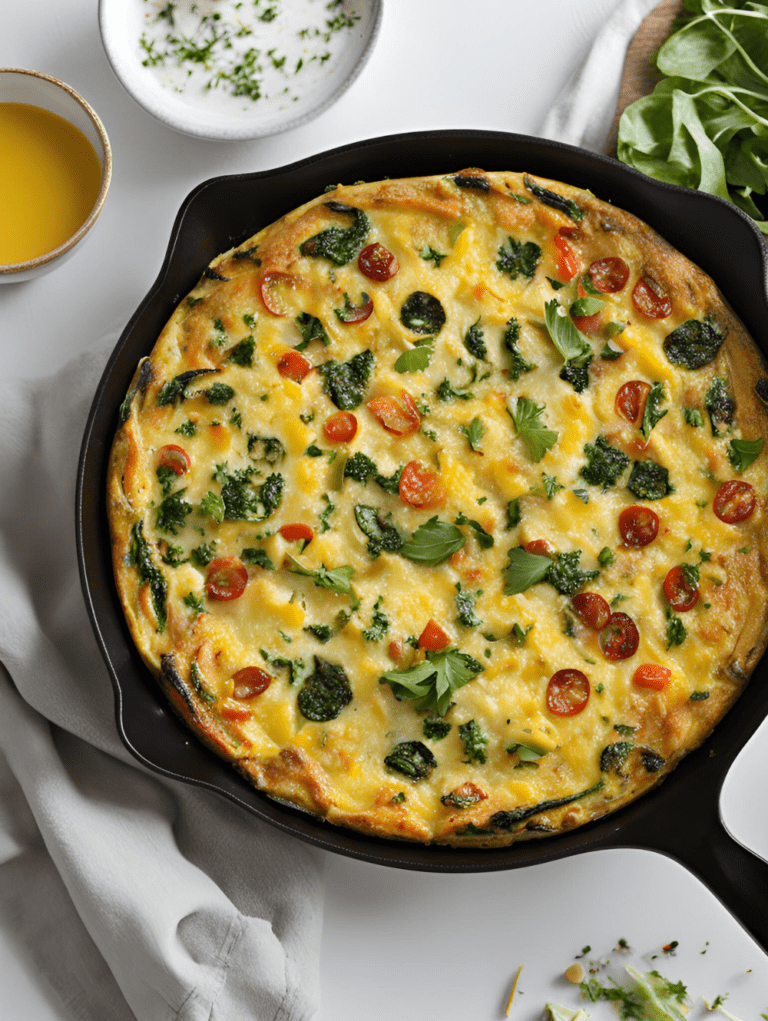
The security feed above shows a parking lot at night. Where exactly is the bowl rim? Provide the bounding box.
[97,0,384,141]
[0,67,113,276]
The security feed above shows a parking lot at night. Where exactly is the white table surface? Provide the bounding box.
[3,1,768,1018]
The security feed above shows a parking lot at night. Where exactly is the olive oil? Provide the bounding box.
[0,102,102,265]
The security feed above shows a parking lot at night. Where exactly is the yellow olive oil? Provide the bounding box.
[0,102,102,265]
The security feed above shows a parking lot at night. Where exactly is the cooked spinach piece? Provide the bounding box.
[547,550,600,596]
[579,435,630,489]
[229,336,255,367]
[157,368,218,406]
[247,433,285,464]
[600,741,634,775]
[705,377,735,436]
[200,490,225,523]
[455,585,482,627]
[459,719,488,764]
[233,243,259,261]
[362,597,389,642]
[343,452,378,484]
[463,319,487,360]
[156,490,193,536]
[156,465,177,497]
[183,591,206,615]
[441,787,484,808]
[641,750,665,773]
[663,314,725,370]
[190,541,217,567]
[496,235,541,280]
[294,312,329,351]
[375,466,404,494]
[214,465,284,520]
[203,265,229,281]
[420,244,446,267]
[683,408,704,427]
[354,505,405,558]
[241,547,275,570]
[437,377,474,402]
[400,291,446,335]
[120,358,155,423]
[503,316,536,379]
[640,381,668,437]
[423,717,452,740]
[384,741,437,780]
[304,624,334,644]
[205,382,235,405]
[559,357,591,393]
[627,460,673,500]
[488,781,604,830]
[523,174,585,219]
[129,521,167,632]
[666,610,687,649]
[729,437,763,471]
[453,173,490,191]
[317,349,374,409]
[161,543,186,567]
[299,203,370,265]
[297,657,353,721]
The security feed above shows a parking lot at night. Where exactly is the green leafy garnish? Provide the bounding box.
[628,460,674,500]
[507,396,558,462]
[420,244,446,267]
[156,490,193,535]
[294,312,329,351]
[286,554,357,603]
[455,584,482,627]
[384,741,436,780]
[666,611,687,649]
[503,547,552,595]
[455,512,494,549]
[354,505,404,557]
[579,435,630,489]
[684,407,704,427]
[459,719,488,764]
[241,547,274,570]
[400,517,466,565]
[317,349,374,410]
[705,376,735,435]
[728,436,763,471]
[380,647,484,717]
[641,382,668,437]
[299,204,370,265]
[200,490,225,523]
[458,416,485,453]
[394,337,434,373]
[523,174,584,220]
[503,316,536,379]
[205,382,235,405]
[400,290,446,334]
[229,336,255,367]
[297,657,353,721]
[213,465,284,521]
[570,296,604,318]
[496,235,542,280]
[544,298,593,363]
[463,319,486,360]
[664,315,725,370]
[362,596,389,642]
[437,377,474,402]
[129,521,167,632]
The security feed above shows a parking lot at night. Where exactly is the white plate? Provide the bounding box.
[98,0,382,141]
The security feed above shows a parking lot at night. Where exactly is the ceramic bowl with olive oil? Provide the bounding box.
[0,69,112,282]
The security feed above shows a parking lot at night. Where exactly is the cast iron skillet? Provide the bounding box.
[77,130,768,953]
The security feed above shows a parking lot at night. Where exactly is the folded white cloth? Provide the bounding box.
[0,335,324,1021]
[541,0,661,152]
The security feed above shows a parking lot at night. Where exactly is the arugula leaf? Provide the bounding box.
[641,381,668,438]
[458,416,484,452]
[380,648,484,717]
[394,337,434,373]
[507,396,558,462]
[400,517,466,565]
[544,298,593,363]
[729,436,763,471]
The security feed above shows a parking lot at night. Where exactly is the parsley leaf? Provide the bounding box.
[503,547,552,595]
[362,596,389,642]
[420,244,446,267]
[507,396,558,462]
[400,517,466,565]
[458,416,485,453]
[286,554,357,604]
[380,648,484,717]
[503,316,536,379]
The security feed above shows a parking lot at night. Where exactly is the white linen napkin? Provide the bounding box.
[0,334,324,1021]
[541,0,661,152]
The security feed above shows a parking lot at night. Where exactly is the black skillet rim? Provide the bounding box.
[77,128,768,879]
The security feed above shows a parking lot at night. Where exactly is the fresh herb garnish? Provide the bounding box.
[300,204,370,265]
[380,648,484,716]
[503,316,536,379]
[496,235,541,280]
[294,312,329,351]
[459,719,488,764]
[317,349,374,409]
[507,396,558,462]
[729,436,763,471]
[400,517,466,565]
[641,382,668,438]
[458,416,485,453]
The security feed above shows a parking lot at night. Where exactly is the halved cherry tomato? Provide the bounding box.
[277,350,312,382]
[388,640,404,662]
[571,592,611,631]
[358,243,399,281]
[259,270,295,316]
[525,539,555,557]
[399,460,446,509]
[554,232,579,281]
[232,666,272,700]
[546,669,590,717]
[632,276,672,319]
[619,505,660,547]
[633,664,671,691]
[572,311,603,335]
[366,390,420,436]
[157,444,190,476]
[615,380,651,425]
[663,565,699,611]
[588,257,629,293]
[336,292,373,324]
[713,480,756,523]
[418,619,450,651]
[279,522,314,543]
[323,411,358,443]
[206,557,248,601]
[599,612,639,660]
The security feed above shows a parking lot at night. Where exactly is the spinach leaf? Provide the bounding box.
[213,466,284,521]
[354,505,405,557]
[463,319,487,360]
[247,434,285,464]
[455,512,494,549]
[400,291,446,334]
[579,435,630,489]
[488,781,604,830]
[157,368,218,406]
[729,436,763,471]
[294,312,329,351]
[507,397,558,462]
[317,349,374,409]
[437,377,474,402]
[452,173,490,191]
[241,547,275,570]
[664,315,725,370]
[523,174,585,220]
[640,381,668,438]
[156,490,193,535]
[400,517,466,565]
[420,244,446,267]
[380,648,484,717]
[496,236,542,280]
[229,336,255,367]
[384,741,437,780]
[394,337,434,373]
[299,203,370,264]
[705,376,735,435]
[362,596,389,642]
[129,521,167,632]
[627,460,674,500]
[205,382,235,405]
[503,316,536,379]
[297,657,353,721]
[423,717,452,740]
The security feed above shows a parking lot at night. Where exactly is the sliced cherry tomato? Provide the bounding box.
[336,291,373,324]
[554,232,579,282]
[588,257,630,293]
[663,565,699,611]
[388,640,404,662]
[713,480,756,523]
[632,276,672,319]
[157,444,190,476]
[358,243,400,281]
[572,311,603,335]
[232,666,272,700]
[259,270,295,316]
[279,522,315,543]
[206,556,248,601]
[277,350,312,382]
[546,669,590,717]
[633,664,671,691]
[571,592,611,631]
[619,505,660,547]
[615,380,651,425]
[599,612,639,661]
[399,460,446,509]
[323,411,358,443]
[418,619,450,651]
[525,539,555,557]
[366,389,420,436]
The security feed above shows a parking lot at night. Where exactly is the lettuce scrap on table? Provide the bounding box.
[617,0,768,232]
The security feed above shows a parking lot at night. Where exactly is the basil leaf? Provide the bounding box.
[544,299,593,363]
[394,338,434,373]
[728,437,763,471]
[400,517,466,565]
[640,381,668,438]
[570,296,604,318]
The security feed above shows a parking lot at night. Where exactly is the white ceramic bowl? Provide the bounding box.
[0,68,112,283]
[98,0,382,141]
